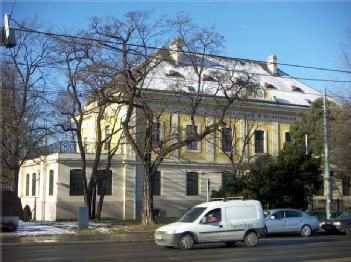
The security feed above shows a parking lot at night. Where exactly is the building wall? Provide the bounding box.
[19,155,59,221]
[152,163,223,217]
[55,158,124,220]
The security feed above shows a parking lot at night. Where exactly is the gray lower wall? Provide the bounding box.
[56,200,124,220]
[153,199,204,218]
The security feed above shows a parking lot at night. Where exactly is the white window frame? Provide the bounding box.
[185,170,200,196]
[221,127,235,153]
[183,123,202,152]
[283,131,291,143]
[151,121,164,148]
[253,129,268,154]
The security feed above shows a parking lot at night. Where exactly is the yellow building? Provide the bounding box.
[18,48,325,221]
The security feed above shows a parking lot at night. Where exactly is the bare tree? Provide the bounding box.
[52,32,124,218]
[1,20,53,193]
[91,12,258,224]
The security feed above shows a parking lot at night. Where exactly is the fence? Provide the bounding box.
[307,211,346,222]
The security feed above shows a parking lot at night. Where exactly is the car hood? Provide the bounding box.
[155,222,193,234]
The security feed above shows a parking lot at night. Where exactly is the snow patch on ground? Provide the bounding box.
[1,221,112,236]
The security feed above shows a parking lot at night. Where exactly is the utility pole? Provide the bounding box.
[206,179,211,202]
[323,89,332,219]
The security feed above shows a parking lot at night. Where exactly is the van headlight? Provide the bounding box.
[333,221,341,226]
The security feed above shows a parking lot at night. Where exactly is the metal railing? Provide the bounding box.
[45,141,123,154]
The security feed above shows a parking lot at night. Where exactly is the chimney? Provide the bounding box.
[267,55,277,75]
[169,38,184,66]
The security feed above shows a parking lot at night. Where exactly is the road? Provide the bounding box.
[3,234,351,262]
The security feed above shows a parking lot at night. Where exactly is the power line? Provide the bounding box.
[7,21,351,75]
[4,58,351,84]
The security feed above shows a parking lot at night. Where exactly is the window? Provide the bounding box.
[49,170,54,196]
[83,137,88,152]
[32,173,36,196]
[285,210,302,218]
[254,130,265,154]
[26,174,30,196]
[104,125,111,150]
[272,211,285,219]
[285,132,291,143]
[97,169,112,196]
[151,122,161,146]
[292,86,304,92]
[166,70,184,78]
[70,169,84,196]
[186,125,198,150]
[152,171,161,196]
[186,172,198,196]
[222,172,234,187]
[204,208,222,223]
[221,127,233,152]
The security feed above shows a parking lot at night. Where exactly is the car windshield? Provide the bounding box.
[179,207,206,223]
[338,212,351,219]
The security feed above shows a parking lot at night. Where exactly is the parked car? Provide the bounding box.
[1,216,19,232]
[321,211,351,235]
[264,209,319,237]
[155,199,265,249]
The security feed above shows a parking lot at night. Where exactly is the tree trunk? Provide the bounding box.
[141,163,154,225]
[11,166,20,195]
[96,177,106,220]
[91,184,96,219]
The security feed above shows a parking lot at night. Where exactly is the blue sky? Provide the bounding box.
[2,1,351,93]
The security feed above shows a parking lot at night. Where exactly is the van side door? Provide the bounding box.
[196,208,226,243]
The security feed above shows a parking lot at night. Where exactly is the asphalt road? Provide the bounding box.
[3,234,351,262]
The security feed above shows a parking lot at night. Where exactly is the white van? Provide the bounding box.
[154,199,265,249]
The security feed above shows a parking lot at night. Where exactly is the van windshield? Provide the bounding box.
[179,207,206,223]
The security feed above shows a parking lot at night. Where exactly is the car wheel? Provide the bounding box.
[178,233,194,250]
[345,225,351,235]
[244,231,258,247]
[300,225,312,237]
[225,241,236,247]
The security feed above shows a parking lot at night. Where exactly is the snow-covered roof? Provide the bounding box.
[143,49,322,107]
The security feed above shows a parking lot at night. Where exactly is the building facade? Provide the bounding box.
[20,46,344,221]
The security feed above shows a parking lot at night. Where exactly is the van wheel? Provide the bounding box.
[244,231,258,247]
[300,225,312,237]
[225,241,236,247]
[178,233,194,250]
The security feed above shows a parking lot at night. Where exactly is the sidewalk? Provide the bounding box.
[1,221,157,246]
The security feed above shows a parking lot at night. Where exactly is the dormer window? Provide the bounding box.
[202,74,216,82]
[305,99,312,104]
[292,86,304,92]
[166,70,184,78]
[264,83,276,89]
[187,85,196,92]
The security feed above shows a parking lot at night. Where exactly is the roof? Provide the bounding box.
[195,199,262,209]
[142,49,322,107]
